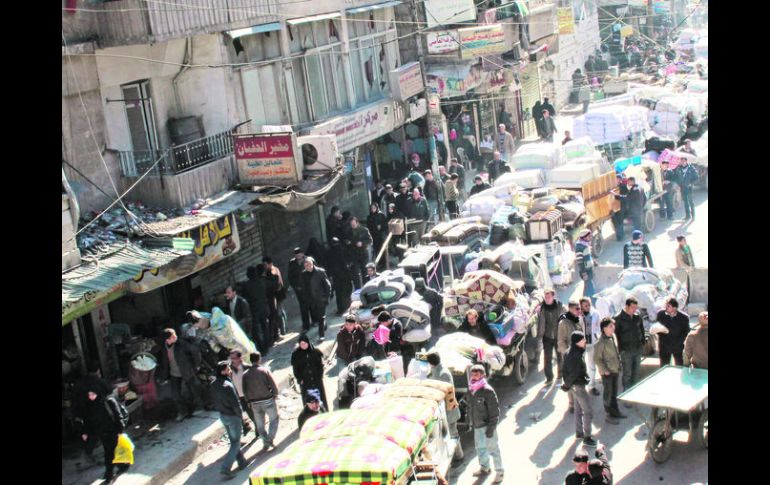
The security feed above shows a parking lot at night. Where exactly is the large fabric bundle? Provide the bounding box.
[251,433,412,485]
[351,396,438,428]
[443,270,518,319]
[393,377,458,411]
[494,169,545,189]
[510,143,561,170]
[555,202,586,223]
[462,196,506,224]
[429,216,481,237]
[359,270,415,307]
[594,268,688,320]
[548,163,601,188]
[649,111,684,138]
[387,297,431,335]
[197,307,257,362]
[471,181,520,203]
[561,137,597,161]
[434,332,507,371]
[438,222,489,246]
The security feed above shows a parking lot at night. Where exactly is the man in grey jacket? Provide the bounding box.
[427,352,463,462]
[210,361,247,478]
[242,352,279,452]
[468,365,504,484]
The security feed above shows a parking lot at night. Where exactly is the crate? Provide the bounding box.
[526,210,563,242]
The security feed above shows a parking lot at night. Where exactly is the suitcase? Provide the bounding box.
[526,210,563,242]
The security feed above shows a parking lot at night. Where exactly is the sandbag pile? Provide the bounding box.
[594,268,688,321]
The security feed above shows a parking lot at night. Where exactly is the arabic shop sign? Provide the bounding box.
[307,99,396,153]
[127,214,241,293]
[389,62,425,101]
[557,7,575,35]
[426,31,459,54]
[458,24,506,60]
[234,133,300,186]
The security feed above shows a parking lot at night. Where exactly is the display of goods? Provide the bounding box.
[429,216,481,237]
[494,169,545,189]
[394,377,458,411]
[526,210,563,242]
[251,433,412,485]
[462,196,506,224]
[548,163,601,188]
[510,143,561,170]
[197,307,257,362]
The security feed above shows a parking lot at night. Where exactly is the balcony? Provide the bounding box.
[118,131,238,209]
[94,0,281,47]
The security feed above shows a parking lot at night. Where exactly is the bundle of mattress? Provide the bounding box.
[387,297,432,342]
[359,270,415,307]
[461,196,506,224]
[510,143,561,170]
[594,268,688,321]
[434,332,506,371]
[548,163,601,188]
[554,201,586,223]
[573,106,649,145]
[443,269,517,320]
[649,110,684,138]
[561,137,598,161]
[392,377,458,411]
[195,307,257,362]
[471,181,520,203]
[494,169,545,189]
[428,216,482,238]
[655,94,706,119]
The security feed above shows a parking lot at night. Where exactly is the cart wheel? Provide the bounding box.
[513,352,529,385]
[592,231,604,258]
[648,419,674,463]
[642,209,656,233]
[694,409,708,449]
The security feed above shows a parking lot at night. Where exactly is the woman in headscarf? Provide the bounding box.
[291,334,328,409]
[80,386,129,481]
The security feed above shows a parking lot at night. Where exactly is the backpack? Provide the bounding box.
[105,395,130,430]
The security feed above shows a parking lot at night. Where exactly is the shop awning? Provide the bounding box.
[347,1,402,15]
[62,244,193,304]
[226,22,282,39]
[287,12,341,25]
[251,172,343,212]
[134,190,260,236]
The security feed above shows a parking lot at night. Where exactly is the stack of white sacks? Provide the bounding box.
[649,94,706,139]
[594,268,689,322]
[573,106,650,145]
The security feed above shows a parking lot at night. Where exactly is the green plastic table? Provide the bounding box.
[618,365,708,412]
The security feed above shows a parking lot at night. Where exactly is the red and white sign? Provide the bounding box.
[234,133,300,185]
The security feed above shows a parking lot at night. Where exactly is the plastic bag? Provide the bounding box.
[113,433,135,465]
[649,322,670,335]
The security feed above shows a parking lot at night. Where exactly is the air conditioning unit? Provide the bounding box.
[296,134,340,172]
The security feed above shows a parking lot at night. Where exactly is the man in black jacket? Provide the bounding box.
[301,257,332,341]
[336,315,366,365]
[287,247,311,332]
[325,206,344,243]
[327,238,353,315]
[659,161,677,220]
[469,175,492,197]
[423,170,439,222]
[241,266,270,351]
[561,331,597,447]
[610,175,629,241]
[157,328,204,422]
[344,217,373,289]
[614,298,646,399]
[625,177,646,232]
[225,286,252,339]
[210,361,248,477]
[656,297,689,367]
[414,277,443,327]
[564,445,613,485]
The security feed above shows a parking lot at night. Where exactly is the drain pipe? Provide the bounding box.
[172,37,192,116]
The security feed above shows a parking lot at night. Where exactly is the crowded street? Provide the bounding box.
[63,1,707,484]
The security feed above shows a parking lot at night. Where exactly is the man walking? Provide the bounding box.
[423,170,440,222]
[531,289,567,385]
[593,318,627,424]
[659,160,676,220]
[262,256,286,343]
[625,177,646,232]
[675,235,695,269]
[561,331,597,446]
[676,157,699,221]
[614,298,646,401]
[344,217,373,289]
[497,123,515,160]
[580,298,602,397]
[301,256,332,341]
[487,150,507,185]
[540,110,558,142]
[557,301,586,411]
[575,229,597,301]
[408,188,431,241]
[229,350,255,436]
[287,247,311,332]
[444,173,460,219]
[211,361,248,478]
[327,237,353,315]
[157,328,203,422]
[656,297,690,367]
[225,286,253,340]
[242,352,280,452]
[468,365,504,483]
[623,230,653,269]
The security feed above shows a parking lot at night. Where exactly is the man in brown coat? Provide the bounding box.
[336,315,366,365]
[684,312,708,369]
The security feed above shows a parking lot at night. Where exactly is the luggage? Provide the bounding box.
[441,223,489,245]
[526,210,563,243]
[429,216,481,237]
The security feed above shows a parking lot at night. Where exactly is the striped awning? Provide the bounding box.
[62,244,192,304]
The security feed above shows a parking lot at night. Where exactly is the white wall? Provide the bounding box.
[96,35,235,152]
[553,5,601,107]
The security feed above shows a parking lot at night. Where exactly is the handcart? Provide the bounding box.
[618,365,708,463]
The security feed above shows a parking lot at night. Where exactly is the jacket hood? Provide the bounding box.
[561,311,580,324]
[297,333,316,352]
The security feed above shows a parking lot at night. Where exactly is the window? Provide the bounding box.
[305,54,329,118]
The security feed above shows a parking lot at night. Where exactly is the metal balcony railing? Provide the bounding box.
[118,130,234,177]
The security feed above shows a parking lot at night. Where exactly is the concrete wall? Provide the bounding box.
[553,3,601,108]
[62,44,126,215]
[97,35,236,153]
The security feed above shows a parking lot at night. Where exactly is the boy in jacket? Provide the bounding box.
[561,332,597,447]
[468,365,504,484]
